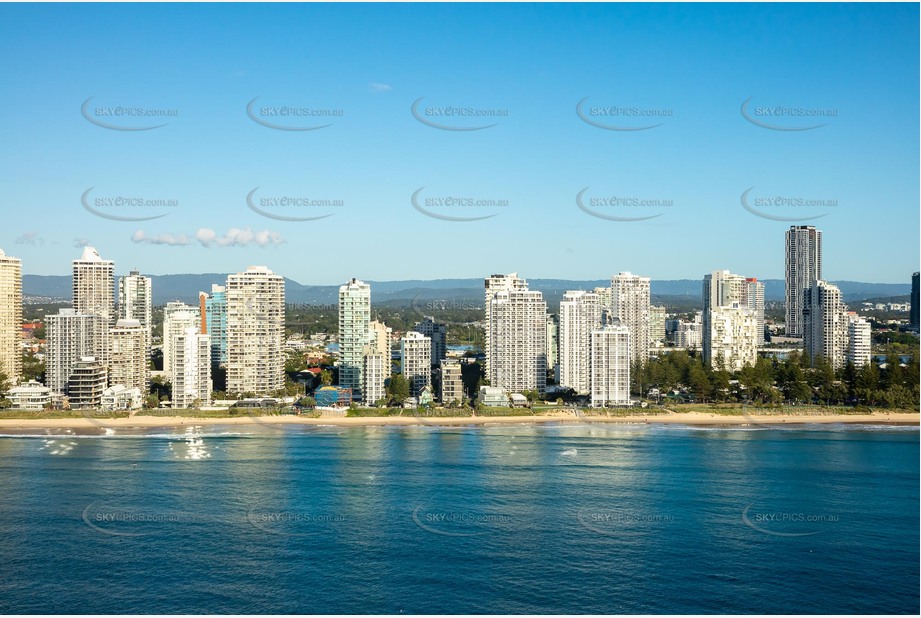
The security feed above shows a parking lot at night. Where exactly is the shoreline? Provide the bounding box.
[0,411,917,430]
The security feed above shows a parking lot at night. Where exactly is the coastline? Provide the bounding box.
[0,411,917,430]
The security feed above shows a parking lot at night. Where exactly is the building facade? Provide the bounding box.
[703,270,756,370]
[610,272,650,367]
[484,273,529,375]
[590,324,631,407]
[439,358,464,405]
[361,346,386,405]
[846,313,871,368]
[785,225,822,338]
[118,270,152,341]
[46,309,108,394]
[73,246,115,326]
[401,331,432,397]
[109,318,150,394]
[804,280,848,369]
[412,316,447,366]
[171,327,212,408]
[226,266,285,396]
[558,290,602,394]
[487,287,547,394]
[0,249,22,386]
[200,284,228,365]
[338,278,371,401]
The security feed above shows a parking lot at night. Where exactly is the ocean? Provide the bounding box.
[0,423,917,614]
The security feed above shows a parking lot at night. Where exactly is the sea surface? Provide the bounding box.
[0,423,917,614]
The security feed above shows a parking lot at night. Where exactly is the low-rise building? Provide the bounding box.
[477,386,508,407]
[101,385,143,410]
[7,380,51,411]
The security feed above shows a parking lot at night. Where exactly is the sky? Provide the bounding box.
[0,2,917,285]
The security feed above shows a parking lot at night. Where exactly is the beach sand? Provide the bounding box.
[0,411,916,430]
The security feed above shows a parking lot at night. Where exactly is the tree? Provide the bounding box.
[145,394,160,409]
[320,369,333,386]
[386,373,410,403]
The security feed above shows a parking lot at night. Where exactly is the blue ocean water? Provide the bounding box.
[0,423,917,614]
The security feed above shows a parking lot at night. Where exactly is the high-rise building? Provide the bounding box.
[804,280,848,369]
[785,225,822,337]
[546,314,559,382]
[118,270,152,341]
[743,278,765,346]
[109,319,149,394]
[200,285,228,365]
[846,313,871,368]
[610,272,650,367]
[368,320,392,360]
[707,305,759,371]
[226,266,285,396]
[676,315,703,350]
[171,326,212,408]
[401,331,431,397]
[67,357,107,409]
[72,246,115,326]
[590,324,631,407]
[559,290,602,394]
[46,309,108,394]
[487,286,547,394]
[338,278,371,401]
[911,272,920,329]
[162,307,198,380]
[649,305,666,344]
[702,270,756,369]
[412,316,447,366]
[361,346,386,405]
[439,358,464,405]
[484,273,528,375]
[0,249,22,386]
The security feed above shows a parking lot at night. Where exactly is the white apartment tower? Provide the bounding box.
[610,272,650,367]
[743,278,765,346]
[162,307,199,380]
[846,313,871,368]
[400,331,432,397]
[171,326,212,408]
[339,279,371,401]
[412,316,447,366]
[785,225,822,338]
[590,324,631,407]
[368,320,392,360]
[226,266,285,396]
[703,270,756,369]
[558,290,602,394]
[361,346,386,405]
[0,249,22,386]
[484,273,529,375]
[487,287,547,394]
[109,319,150,394]
[118,270,152,341]
[649,305,667,344]
[46,309,108,394]
[804,280,848,369]
[73,246,115,326]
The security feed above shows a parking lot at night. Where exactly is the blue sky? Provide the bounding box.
[0,2,917,284]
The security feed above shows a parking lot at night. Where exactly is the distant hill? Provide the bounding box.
[22,274,912,307]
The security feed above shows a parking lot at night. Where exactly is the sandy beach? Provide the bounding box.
[0,411,916,430]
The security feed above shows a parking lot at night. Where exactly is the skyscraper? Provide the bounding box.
[226,266,285,396]
[118,270,152,341]
[484,273,528,375]
[72,246,115,326]
[0,249,22,386]
[804,280,848,369]
[200,285,228,365]
[368,320,392,360]
[439,358,464,405]
[743,278,765,346]
[412,316,447,366]
[785,225,822,338]
[846,313,871,368]
[558,290,602,394]
[649,305,667,344]
[46,309,108,394]
[400,330,432,397]
[171,326,212,408]
[162,306,198,380]
[361,346,386,405]
[702,270,757,369]
[487,286,547,394]
[546,314,559,382]
[338,278,371,401]
[610,272,650,367]
[590,324,631,407]
[109,318,150,394]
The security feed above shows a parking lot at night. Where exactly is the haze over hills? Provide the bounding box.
[22,274,912,307]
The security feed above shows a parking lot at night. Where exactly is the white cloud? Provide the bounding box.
[73,238,91,248]
[15,232,44,246]
[370,82,392,92]
[132,227,285,248]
